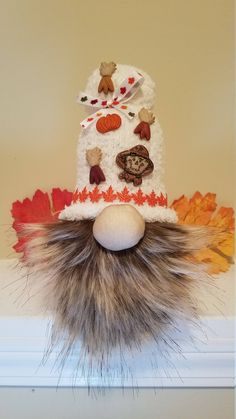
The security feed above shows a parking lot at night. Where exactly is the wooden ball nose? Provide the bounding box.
[93,204,145,251]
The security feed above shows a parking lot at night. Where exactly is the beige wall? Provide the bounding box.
[0,0,234,259]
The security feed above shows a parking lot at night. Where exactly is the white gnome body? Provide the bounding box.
[60,65,177,250]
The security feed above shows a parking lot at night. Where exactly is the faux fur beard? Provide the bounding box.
[18,220,215,375]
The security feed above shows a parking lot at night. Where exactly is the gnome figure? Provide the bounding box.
[17,62,213,367]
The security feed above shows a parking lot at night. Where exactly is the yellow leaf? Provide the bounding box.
[194,248,230,274]
[171,192,234,275]
[217,233,234,257]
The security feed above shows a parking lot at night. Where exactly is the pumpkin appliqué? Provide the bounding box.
[116,145,154,186]
[96,113,122,134]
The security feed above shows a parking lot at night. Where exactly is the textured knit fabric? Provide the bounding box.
[60,64,177,223]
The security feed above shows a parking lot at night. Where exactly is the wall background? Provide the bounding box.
[0,2,234,417]
[0,0,234,258]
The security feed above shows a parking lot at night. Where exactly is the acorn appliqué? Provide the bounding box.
[86,147,106,185]
[134,108,155,141]
[98,62,116,95]
[116,145,154,186]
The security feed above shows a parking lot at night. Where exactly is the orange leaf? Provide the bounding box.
[171,191,234,275]
[117,187,132,203]
[78,187,89,203]
[146,191,159,207]
[89,186,102,203]
[132,189,146,206]
[209,207,234,230]
[171,195,190,223]
[194,248,230,274]
[102,186,117,202]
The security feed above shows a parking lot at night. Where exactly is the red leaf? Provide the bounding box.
[72,188,79,203]
[117,187,132,202]
[11,189,55,256]
[102,186,117,202]
[79,187,89,202]
[72,187,89,203]
[157,193,167,207]
[13,236,29,254]
[146,190,159,207]
[51,188,73,215]
[11,189,54,224]
[89,186,102,203]
[132,189,146,206]
[134,121,151,141]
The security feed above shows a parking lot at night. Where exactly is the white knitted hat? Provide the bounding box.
[60,63,177,224]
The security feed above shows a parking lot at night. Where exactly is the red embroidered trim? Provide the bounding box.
[72,186,167,207]
[117,186,132,203]
[72,187,88,203]
[132,189,146,205]
[89,186,103,203]
[102,186,117,202]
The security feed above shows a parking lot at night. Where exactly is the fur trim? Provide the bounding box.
[18,220,215,369]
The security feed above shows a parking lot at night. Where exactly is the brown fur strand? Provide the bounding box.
[18,220,215,365]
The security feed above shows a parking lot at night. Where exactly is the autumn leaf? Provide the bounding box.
[171,192,234,274]
[12,188,74,254]
[11,187,234,276]
[102,186,117,202]
[117,187,132,203]
[12,190,54,229]
[209,207,234,230]
[171,195,190,221]
[132,189,146,206]
[52,188,73,213]
[89,186,102,203]
[193,248,230,274]
[72,187,89,203]
[158,192,168,207]
[146,191,159,207]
